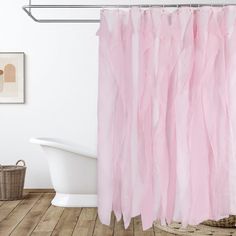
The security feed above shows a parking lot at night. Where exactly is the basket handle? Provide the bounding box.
[0,164,4,199]
[16,160,26,167]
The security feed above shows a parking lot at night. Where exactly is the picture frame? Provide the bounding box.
[0,52,25,104]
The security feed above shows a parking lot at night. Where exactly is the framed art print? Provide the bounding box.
[0,52,25,103]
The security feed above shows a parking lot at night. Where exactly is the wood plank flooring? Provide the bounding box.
[0,192,174,236]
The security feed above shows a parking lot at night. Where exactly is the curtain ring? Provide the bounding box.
[212,2,215,8]
[139,4,141,12]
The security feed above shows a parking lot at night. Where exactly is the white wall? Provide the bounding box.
[0,0,235,188]
[0,0,99,188]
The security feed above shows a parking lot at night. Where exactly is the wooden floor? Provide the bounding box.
[0,192,174,236]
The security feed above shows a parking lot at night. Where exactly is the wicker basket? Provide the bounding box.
[0,160,26,200]
[202,215,236,228]
[154,221,236,235]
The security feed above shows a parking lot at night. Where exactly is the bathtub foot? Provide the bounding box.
[51,193,97,207]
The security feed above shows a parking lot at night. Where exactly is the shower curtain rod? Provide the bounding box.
[23,3,236,23]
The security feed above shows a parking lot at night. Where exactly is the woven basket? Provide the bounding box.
[0,160,26,200]
[202,215,236,228]
[154,219,236,236]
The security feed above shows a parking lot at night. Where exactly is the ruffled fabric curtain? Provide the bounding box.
[97,6,236,230]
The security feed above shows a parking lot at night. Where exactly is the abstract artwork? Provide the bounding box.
[0,52,25,103]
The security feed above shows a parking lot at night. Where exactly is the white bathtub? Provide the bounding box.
[30,138,97,207]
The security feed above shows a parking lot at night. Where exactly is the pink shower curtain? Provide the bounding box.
[97,6,236,230]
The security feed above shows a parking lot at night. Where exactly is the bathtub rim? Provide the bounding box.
[30,137,97,159]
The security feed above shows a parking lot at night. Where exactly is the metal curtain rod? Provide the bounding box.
[22,3,236,23]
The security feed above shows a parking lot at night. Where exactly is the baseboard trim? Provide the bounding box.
[24,189,55,193]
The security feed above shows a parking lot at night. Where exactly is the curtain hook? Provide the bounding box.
[139,4,141,11]
[162,4,165,13]
[211,3,214,10]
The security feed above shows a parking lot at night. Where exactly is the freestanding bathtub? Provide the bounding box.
[30,138,97,207]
